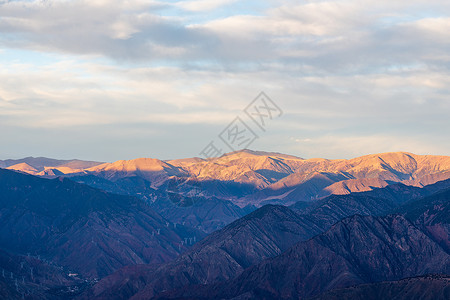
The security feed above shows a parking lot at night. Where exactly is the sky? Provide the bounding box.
[0,0,449,162]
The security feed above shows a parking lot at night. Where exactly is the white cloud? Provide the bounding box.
[176,0,239,12]
[0,0,449,159]
[1,0,450,69]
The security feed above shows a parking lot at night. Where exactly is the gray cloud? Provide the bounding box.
[1,0,449,70]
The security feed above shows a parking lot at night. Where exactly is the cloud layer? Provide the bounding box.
[0,0,449,161]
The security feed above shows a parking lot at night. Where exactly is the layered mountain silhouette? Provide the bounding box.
[79,204,322,299]
[6,151,450,201]
[397,188,450,252]
[155,213,449,299]
[82,180,450,299]
[1,150,449,299]
[4,151,450,235]
[0,169,202,280]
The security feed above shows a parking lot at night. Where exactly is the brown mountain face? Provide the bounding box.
[242,171,351,206]
[241,151,450,205]
[6,163,39,175]
[173,151,450,201]
[323,177,390,195]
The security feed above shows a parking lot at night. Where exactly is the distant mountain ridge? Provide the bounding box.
[1,152,449,299]
[4,151,450,200]
[1,157,103,177]
[3,151,450,234]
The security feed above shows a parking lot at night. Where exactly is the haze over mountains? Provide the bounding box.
[1,150,449,299]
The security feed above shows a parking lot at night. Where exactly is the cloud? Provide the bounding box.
[0,0,209,60]
[1,0,450,70]
[0,0,449,160]
[176,0,239,12]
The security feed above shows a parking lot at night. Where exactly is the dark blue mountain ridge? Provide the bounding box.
[0,169,203,280]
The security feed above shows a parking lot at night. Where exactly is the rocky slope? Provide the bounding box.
[6,151,450,205]
[293,180,450,227]
[158,214,450,299]
[79,205,325,299]
[397,187,450,252]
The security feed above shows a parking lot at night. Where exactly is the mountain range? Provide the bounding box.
[142,187,450,299]
[6,151,450,200]
[0,169,202,279]
[155,213,449,299]
[4,151,450,234]
[0,150,449,299]
[81,179,450,300]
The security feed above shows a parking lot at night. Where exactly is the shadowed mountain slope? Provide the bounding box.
[395,187,450,252]
[157,214,450,299]
[81,179,450,299]
[309,275,450,300]
[0,169,201,279]
[80,205,324,299]
[0,248,92,300]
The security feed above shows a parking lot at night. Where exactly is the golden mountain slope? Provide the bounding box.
[6,163,39,175]
[4,151,450,202]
